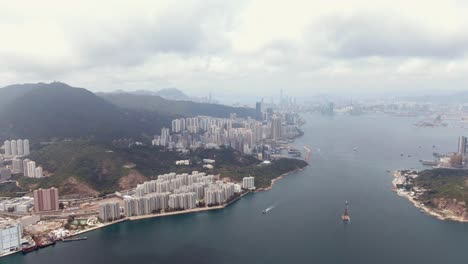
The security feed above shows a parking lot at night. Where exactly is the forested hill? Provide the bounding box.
[0,82,170,141]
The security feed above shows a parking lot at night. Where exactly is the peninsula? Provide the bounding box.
[392,169,468,222]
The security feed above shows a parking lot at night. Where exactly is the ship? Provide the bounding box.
[61,237,88,242]
[262,207,273,214]
[38,240,56,248]
[22,242,38,254]
[342,201,350,222]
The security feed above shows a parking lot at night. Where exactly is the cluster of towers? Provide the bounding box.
[3,139,30,157]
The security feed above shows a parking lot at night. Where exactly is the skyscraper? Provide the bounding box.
[23,139,30,156]
[10,140,17,156]
[255,101,263,120]
[27,161,36,178]
[12,159,23,174]
[17,139,24,156]
[35,166,43,178]
[458,136,467,155]
[4,140,11,156]
[33,188,60,212]
[271,114,282,140]
[23,159,30,176]
[99,202,121,222]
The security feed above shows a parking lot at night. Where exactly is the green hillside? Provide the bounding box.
[18,140,308,197]
[0,82,171,141]
[414,168,468,205]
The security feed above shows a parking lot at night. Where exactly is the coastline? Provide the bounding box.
[1,165,304,259]
[128,191,250,221]
[391,170,468,223]
[256,166,308,192]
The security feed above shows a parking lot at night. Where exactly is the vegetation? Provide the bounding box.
[18,140,308,196]
[414,168,468,205]
[0,181,25,197]
[0,82,171,141]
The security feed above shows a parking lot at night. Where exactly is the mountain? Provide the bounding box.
[108,88,191,101]
[0,83,42,110]
[98,92,256,118]
[154,88,191,101]
[0,82,170,141]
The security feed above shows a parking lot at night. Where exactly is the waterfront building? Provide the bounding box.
[33,187,59,212]
[27,161,36,178]
[242,176,255,190]
[0,222,22,254]
[98,202,121,222]
[3,140,11,156]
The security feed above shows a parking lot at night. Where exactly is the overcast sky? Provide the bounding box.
[1,0,468,97]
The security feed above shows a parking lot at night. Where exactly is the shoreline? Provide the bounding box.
[128,191,250,221]
[391,171,468,223]
[256,166,308,192]
[1,165,303,259]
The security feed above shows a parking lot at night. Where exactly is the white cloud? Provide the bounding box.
[1,0,468,96]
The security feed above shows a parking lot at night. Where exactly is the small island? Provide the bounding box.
[392,168,468,222]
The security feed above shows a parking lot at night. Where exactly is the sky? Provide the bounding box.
[1,0,468,97]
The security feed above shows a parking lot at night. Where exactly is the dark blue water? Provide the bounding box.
[4,114,468,264]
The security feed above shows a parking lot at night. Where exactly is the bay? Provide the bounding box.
[4,113,468,264]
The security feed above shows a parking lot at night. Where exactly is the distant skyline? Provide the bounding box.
[1,0,468,96]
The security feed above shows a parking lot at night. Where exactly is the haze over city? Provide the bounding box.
[1,0,468,97]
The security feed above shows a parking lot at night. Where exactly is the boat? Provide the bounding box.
[22,243,38,254]
[262,207,273,214]
[353,147,358,152]
[37,239,56,248]
[61,237,88,242]
[342,201,350,222]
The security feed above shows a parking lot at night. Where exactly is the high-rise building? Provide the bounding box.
[161,127,170,146]
[0,222,22,254]
[35,167,43,178]
[23,139,30,156]
[33,188,60,212]
[458,136,467,155]
[242,176,255,190]
[27,161,36,178]
[0,168,11,181]
[98,202,121,222]
[17,139,24,156]
[10,140,17,156]
[12,159,23,174]
[3,140,11,156]
[271,114,282,140]
[23,159,30,176]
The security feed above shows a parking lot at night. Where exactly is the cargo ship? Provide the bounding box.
[342,201,350,222]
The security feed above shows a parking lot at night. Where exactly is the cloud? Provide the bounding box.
[1,0,468,96]
[314,13,468,59]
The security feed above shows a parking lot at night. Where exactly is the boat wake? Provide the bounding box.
[262,205,275,214]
